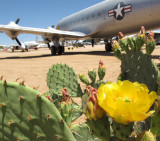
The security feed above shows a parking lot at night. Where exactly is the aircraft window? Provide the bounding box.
[87,17,89,20]
[82,18,84,21]
[98,12,101,16]
[92,14,95,18]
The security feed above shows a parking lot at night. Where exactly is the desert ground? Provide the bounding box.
[0,45,160,94]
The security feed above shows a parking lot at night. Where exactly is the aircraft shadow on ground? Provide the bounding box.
[0,51,114,60]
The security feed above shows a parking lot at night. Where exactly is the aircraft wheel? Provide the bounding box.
[58,46,64,55]
[105,43,112,52]
[51,46,57,55]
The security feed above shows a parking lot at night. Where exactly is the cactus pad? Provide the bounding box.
[87,116,110,141]
[0,81,75,141]
[47,63,82,97]
[112,122,134,140]
[71,124,99,141]
[121,51,158,92]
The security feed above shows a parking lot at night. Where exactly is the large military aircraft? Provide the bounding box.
[0,0,160,55]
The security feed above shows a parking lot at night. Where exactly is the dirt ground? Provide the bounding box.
[0,45,160,94]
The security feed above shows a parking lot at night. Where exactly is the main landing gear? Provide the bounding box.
[51,46,64,55]
[105,39,112,52]
[105,43,112,52]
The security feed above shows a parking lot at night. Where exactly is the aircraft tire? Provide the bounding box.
[58,46,64,55]
[51,46,57,55]
[105,43,112,52]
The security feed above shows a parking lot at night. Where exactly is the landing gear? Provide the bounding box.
[58,46,64,55]
[51,46,57,55]
[105,43,112,52]
[104,39,112,52]
[51,46,64,55]
[25,47,28,52]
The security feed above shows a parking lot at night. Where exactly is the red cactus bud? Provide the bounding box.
[119,32,124,39]
[140,26,145,34]
[9,120,13,126]
[47,114,51,120]
[18,96,23,100]
[99,60,105,69]
[56,135,60,140]
[29,115,32,120]
[17,137,21,141]
[148,30,155,41]
[86,86,104,120]
[61,88,71,104]
[37,133,40,138]
[0,103,5,107]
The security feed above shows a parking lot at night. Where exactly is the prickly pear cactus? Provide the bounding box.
[112,122,134,140]
[59,88,82,127]
[0,80,75,141]
[121,51,158,92]
[87,116,110,141]
[71,124,101,141]
[47,63,82,97]
[113,28,159,92]
[151,97,160,136]
[79,60,106,89]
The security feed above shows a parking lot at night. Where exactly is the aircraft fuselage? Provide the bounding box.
[57,0,160,39]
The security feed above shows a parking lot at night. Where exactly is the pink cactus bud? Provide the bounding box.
[86,86,104,120]
[99,60,105,69]
[140,26,145,34]
[119,32,124,39]
[147,30,155,41]
[61,88,71,104]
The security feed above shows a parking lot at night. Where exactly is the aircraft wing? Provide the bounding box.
[0,22,86,41]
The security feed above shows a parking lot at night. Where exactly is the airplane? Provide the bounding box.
[23,41,39,50]
[0,0,160,55]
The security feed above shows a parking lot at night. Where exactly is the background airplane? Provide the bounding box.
[0,0,160,55]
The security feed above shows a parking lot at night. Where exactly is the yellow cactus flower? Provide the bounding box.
[97,80,157,125]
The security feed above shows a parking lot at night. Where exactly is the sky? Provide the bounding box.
[0,0,103,45]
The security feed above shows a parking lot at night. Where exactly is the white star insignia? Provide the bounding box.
[114,3,123,18]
